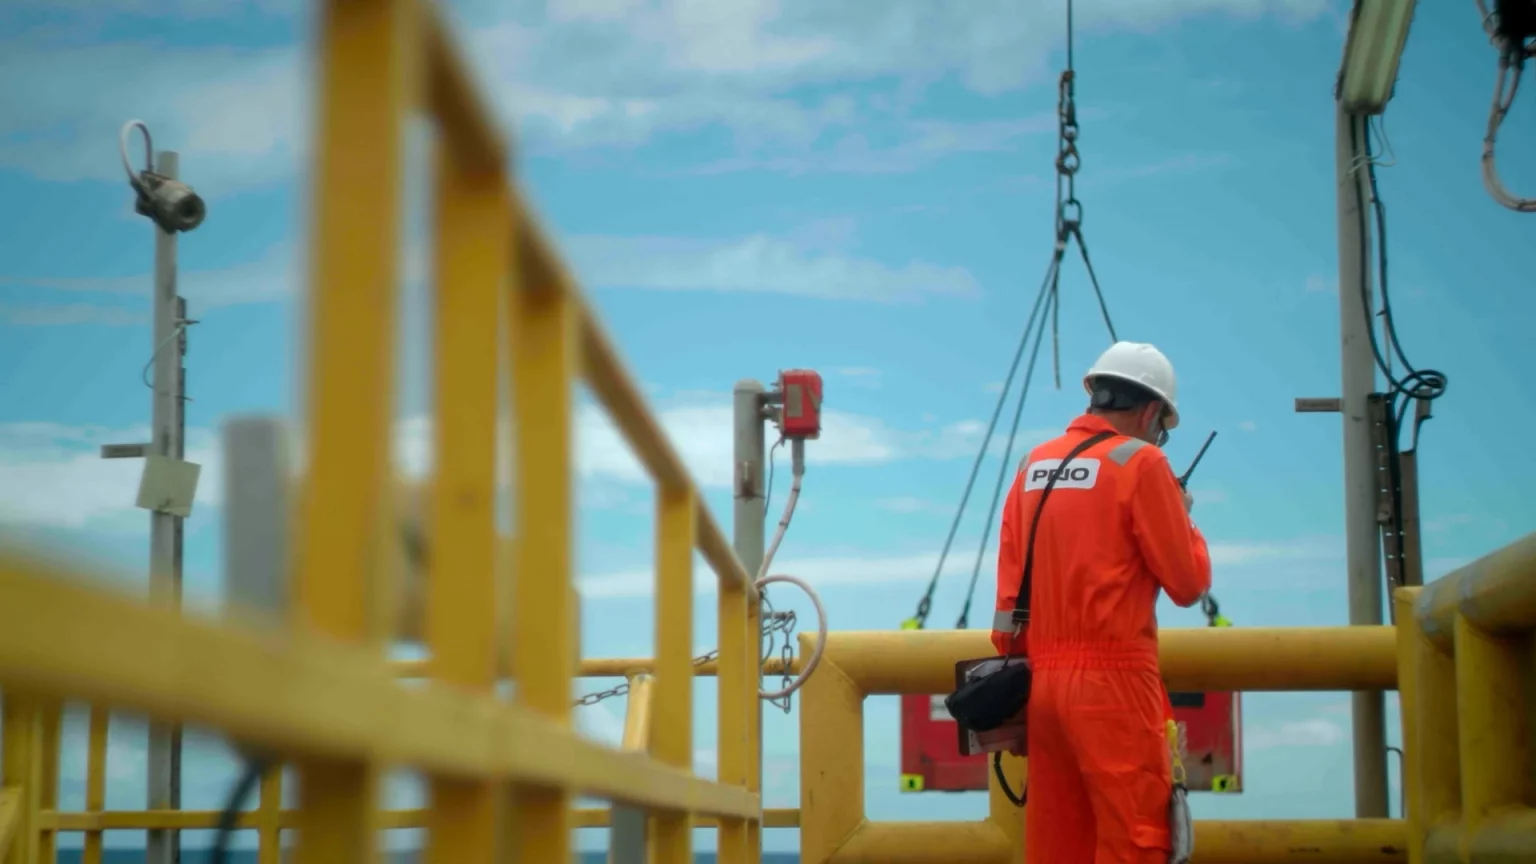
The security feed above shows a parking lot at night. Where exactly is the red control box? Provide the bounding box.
[777,369,823,439]
[900,690,1242,794]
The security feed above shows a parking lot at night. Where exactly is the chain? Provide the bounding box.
[573,586,803,712]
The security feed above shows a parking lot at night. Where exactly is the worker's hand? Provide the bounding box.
[1181,489,1194,514]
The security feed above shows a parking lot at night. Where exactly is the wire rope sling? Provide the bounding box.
[893,0,1239,801]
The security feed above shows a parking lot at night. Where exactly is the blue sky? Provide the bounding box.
[2,0,1534,854]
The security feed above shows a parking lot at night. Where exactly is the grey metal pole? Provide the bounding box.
[146,149,184,864]
[1334,104,1389,820]
[732,379,767,864]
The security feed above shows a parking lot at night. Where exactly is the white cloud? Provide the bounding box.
[0,37,304,193]
[0,423,220,531]
[3,0,1334,183]
[7,223,975,308]
[579,538,1321,600]
[0,303,147,327]
[0,243,297,313]
[1246,717,1346,751]
[566,233,979,302]
[0,394,988,530]
[1238,420,1258,432]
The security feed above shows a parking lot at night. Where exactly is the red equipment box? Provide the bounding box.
[899,690,1242,793]
[776,369,823,439]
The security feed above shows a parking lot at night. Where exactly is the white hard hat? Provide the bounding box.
[1082,341,1180,430]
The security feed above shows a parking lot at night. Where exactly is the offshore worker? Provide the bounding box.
[990,341,1212,863]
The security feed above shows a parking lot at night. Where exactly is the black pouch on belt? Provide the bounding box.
[942,431,1114,733]
[944,657,1032,732]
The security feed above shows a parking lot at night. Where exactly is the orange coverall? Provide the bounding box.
[991,413,1211,864]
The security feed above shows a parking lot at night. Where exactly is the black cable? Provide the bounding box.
[994,751,1027,807]
[209,757,269,864]
[1347,115,1448,598]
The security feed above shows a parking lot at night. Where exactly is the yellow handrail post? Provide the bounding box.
[718,569,751,864]
[508,222,578,863]
[653,488,697,864]
[292,0,417,858]
[1,696,43,864]
[421,111,509,864]
[746,587,765,864]
[37,700,60,863]
[81,706,108,864]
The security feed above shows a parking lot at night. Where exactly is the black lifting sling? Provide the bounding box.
[943,429,1116,806]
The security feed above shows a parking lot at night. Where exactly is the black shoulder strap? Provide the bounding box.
[1010,430,1118,630]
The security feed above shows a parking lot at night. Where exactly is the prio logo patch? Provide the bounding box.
[1022,458,1101,491]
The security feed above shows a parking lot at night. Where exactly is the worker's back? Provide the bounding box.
[990,413,1210,663]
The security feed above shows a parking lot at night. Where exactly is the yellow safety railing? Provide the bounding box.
[1,0,1534,861]
[0,0,766,862]
[796,626,1409,864]
[1398,532,1536,864]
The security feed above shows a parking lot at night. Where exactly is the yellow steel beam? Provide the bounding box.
[423,130,507,864]
[0,560,758,820]
[1415,531,1536,650]
[37,807,804,831]
[813,627,1398,694]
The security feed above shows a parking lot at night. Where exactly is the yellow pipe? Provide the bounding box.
[817,627,1398,695]
[1415,531,1536,650]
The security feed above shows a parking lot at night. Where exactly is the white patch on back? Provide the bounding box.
[1022,457,1101,492]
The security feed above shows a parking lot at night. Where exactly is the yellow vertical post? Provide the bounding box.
[1454,613,1527,860]
[423,135,508,864]
[2,698,41,864]
[1394,588,1426,863]
[652,489,696,864]
[1414,606,1461,863]
[293,0,416,860]
[256,767,282,864]
[717,572,750,864]
[82,707,107,864]
[37,701,59,863]
[508,252,577,863]
[746,593,764,864]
